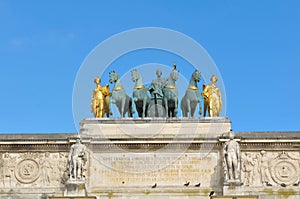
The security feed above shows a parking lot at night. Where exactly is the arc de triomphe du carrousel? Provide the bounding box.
[1,28,299,199]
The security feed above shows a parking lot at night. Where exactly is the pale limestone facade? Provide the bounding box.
[0,118,300,199]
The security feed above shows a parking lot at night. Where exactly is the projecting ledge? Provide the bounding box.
[80,117,231,139]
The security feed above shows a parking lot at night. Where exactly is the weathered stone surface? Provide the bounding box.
[80,117,231,139]
[90,152,219,187]
[1,118,300,198]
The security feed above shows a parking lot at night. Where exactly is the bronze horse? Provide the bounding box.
[109,71,134,117]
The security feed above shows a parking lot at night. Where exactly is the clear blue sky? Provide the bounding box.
[0,0,299,133]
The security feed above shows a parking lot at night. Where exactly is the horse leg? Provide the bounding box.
[174,97,178,118]
[180,100,186,117]
[198,98,202,116]
[164,97,169,118]
[121,97,125,118]
[130,97,135,117]
[142,97,147,118]
[145,98,150,117]
[191,106,196,117]
[187,99,191,118]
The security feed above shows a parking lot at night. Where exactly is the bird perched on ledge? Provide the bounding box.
[184,182,190,186]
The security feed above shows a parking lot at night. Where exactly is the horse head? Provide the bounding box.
[192,70,201,82]
[109,70,118,84]
[131,69,140,82]
[170,68,179,82]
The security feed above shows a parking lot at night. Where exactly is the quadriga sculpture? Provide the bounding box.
[163,63,179,117]
[131,69,150,118]
[109,70,134,117]
[180,70,202,117]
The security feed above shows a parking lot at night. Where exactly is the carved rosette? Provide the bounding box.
[15,159,40,184]
[270,152,299,185]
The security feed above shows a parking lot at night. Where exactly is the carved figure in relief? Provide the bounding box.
[148,68,167,117]
[258,150,272,186]
[202,75,222,117]
[242,152,255,186]
[223,131,241,182]
[58,152,68,184]
[180,70,202,117]
[40,152,53,185]
[91,77,112,118]
[68,137,87,180]
[0,153,3,186]
[3,152,15,187]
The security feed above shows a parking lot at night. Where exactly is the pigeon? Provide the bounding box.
[266,182,272,186]
[293,181,300,186]
[209,191,215,197]
[152,183,157,188]
[195,183,201,187]
[184,182,190,186]
[281,183,286,187]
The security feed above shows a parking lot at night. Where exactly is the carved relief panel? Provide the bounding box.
[241,151,300,187]
[0,152,69,188]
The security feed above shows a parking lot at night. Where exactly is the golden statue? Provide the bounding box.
[91,77,112,118]
[202,75,222,117]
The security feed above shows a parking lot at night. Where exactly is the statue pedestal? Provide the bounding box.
[223,181,244,196]
[64,179,87,197]
[80,117,231,139]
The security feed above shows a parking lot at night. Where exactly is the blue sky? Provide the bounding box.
[0,0,299,133]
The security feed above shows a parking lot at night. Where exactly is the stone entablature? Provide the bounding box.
[0,118,300,199]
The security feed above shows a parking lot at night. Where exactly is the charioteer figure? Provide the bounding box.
[148,68,167,117]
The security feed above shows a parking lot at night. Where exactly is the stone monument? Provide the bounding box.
[1,70,300,199]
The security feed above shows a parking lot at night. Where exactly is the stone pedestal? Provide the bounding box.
[64,180,87,197]
[80,117,231,139]
[223,181,244,196]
